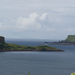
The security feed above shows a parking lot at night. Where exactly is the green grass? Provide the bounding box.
[64,35,75,42]
[37,45,56,50]
[0,43,57,51]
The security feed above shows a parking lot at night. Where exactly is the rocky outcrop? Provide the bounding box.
[0,36,5,43]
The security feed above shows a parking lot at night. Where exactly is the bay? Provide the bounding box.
[0,40,75,75]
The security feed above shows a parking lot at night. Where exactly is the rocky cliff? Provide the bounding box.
[0,36,5,43]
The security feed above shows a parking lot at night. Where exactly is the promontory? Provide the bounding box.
[45,35,75,45]
[0,36,64,52]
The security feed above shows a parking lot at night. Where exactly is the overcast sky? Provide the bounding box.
[0,0,75,40]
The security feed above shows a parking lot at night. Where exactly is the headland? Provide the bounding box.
[0,36,64,52]
[0,43,64,52]
[45,35,75,45]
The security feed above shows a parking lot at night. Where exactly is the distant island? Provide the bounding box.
[45,35,75,45]
[0,36,64,52]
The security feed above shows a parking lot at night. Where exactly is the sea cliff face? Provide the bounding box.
[0,36,5,43]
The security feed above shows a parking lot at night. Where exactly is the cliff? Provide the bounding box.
[0,36,5,43]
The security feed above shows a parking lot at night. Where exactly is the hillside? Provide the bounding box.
[0,43,64,52]
[45,35,75,45]
[64,35,75,42]
[0,36,64,52]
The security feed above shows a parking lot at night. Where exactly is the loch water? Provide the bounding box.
[0,40,75,75]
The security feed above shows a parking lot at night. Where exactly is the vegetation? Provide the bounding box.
[37,45,56,51]
[0,43,63,51]
[28,72,75,75]
[64,35,75,42]
[71,72,75,75]
[0,43,36,50]
[28,72,30,75]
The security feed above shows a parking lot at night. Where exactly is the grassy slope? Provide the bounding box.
[64,35,75,42]
[0,43,58,51]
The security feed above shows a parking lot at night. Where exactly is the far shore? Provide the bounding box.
[0,49,64,52]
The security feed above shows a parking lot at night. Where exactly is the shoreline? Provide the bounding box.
[0,43,64,52]
[45,42,75,45]
[0,49,64,52]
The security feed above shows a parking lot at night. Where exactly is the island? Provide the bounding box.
[0,36,64,52]
[45,35,75,45]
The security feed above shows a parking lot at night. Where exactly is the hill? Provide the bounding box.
[0,43,64,52]
[45,35,75,45]
[0,36,64,52]
[64,35,75,42]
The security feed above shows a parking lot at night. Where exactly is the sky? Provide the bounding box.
[0,0,75,40]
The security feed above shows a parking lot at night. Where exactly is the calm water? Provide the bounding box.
[0,40,75,75]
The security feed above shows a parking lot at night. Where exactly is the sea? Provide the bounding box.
[0,39,75,75]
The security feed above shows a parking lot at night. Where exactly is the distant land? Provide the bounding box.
[45,35,75,45]
[64,35,75,42]
[0,36,64,52]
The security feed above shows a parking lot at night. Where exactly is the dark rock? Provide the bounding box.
[0,36,5,43]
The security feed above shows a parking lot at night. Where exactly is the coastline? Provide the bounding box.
[0,43,64,52]
[0,49,64,52]
[45,42,75,45]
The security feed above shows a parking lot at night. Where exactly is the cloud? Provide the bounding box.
[15,13,53,31]
[40,13,49,21]
[0,13,50,31]
[0,0,75,39]
[0,12,74,33]
[16,13,40,31]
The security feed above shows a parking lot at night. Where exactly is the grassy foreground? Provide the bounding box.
[71,72,75,75]
[0,43,64,52]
